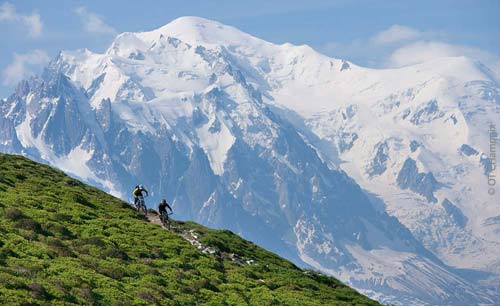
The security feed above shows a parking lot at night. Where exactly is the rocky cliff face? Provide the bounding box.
[396,158,440,203]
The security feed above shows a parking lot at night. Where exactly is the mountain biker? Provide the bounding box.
[133,185,148,206]
[158,199,173,217]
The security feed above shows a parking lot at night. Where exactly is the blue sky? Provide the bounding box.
[1,0,499,97]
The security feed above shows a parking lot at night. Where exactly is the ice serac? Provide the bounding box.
[1,16,499,305]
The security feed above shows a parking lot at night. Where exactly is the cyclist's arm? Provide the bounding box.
[166,203,173,212]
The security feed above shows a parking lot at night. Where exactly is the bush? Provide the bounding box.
[0,248,17,263]
[15,174,27,181]
[48,238,74,257]
[4,208,24,221]
[137,291,158,304]
[64,179,80,187]
[72,193,95,208]
[78,285,94,302]
[29,282,50,300]
[52,213,72,222]
[15,218,44,234]
[47,223,75,239]
[1,273,27,290]
[101,247,129,260]
[97,264,128,280]
[77,237,106,247]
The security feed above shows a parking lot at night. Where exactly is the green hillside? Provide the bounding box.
[0,154,380,306]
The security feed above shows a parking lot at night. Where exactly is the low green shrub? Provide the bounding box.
[4,207,24,221]
[15,218,44,234]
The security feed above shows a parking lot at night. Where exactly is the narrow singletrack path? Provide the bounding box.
[144,213,256,265]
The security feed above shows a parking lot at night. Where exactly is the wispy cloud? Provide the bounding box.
[388,41,470,67]
[0,2,42,38]
[74,6,117,36]
[388,41,500,77]
[322,24,500,78]
[322,25,442,64]
[2,50,50,86]
[370,25,422,46]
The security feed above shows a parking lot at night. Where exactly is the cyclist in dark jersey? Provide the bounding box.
[158,199,173,216]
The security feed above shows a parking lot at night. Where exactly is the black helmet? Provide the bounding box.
[160,199,167,205]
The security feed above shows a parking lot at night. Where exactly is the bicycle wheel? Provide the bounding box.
[138,198,147,216]
[160,212,170,230]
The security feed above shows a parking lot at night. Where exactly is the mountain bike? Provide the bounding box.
[160,211,173,230]
[135,195,148,217]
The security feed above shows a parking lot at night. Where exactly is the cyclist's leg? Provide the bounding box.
[161,210,168,226]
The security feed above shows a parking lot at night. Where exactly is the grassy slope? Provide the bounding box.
[0,154,380,306]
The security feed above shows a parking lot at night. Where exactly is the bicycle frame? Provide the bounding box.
[136,195,147,216]
[160,211,173,229]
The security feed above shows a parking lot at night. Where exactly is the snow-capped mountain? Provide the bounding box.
[1,16,499,305]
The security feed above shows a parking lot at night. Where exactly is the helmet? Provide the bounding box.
[139,185,144,189]
[160,199,167,205]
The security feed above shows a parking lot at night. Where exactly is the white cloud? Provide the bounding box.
[2,50,50,86]
[370,25,422,46]
[0,2,43,38]
[21,12,42,38]
[321,24,500,78]
[388,40,500,78]
[0,1,15,21]
[74,6,117,36]
[321,25,431,65]
[388,41,466,66]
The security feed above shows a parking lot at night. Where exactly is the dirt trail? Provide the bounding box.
[144,213,255,265]
[146,213,217,254]
[146,214,163,227]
